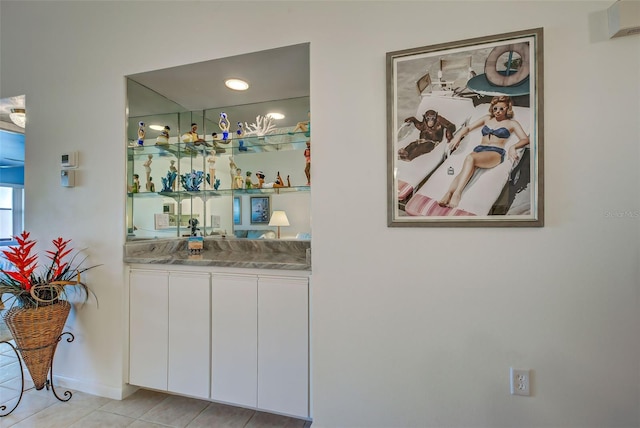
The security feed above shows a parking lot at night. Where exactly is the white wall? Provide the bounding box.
[1,1,638,427]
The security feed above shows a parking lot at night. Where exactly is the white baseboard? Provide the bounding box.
[52,375,139,400]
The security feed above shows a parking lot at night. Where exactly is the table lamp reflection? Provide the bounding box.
[268,210,290,239]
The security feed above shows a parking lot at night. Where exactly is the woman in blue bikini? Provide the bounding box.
[438,95,529,208]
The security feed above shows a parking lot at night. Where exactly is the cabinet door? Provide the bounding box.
[211,274,258,407]
[168,272,211,398]
[257,276,309,418]
[129,270,169,391]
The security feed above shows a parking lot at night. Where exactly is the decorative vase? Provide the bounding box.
[3,300,71,390]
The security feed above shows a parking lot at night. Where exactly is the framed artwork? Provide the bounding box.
[250,196,270,224]
[233,196,242,225]
[387,28,544,227]
[154,213,169,230]
[162,202,176,214]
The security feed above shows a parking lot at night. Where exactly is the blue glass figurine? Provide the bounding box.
[219,112,230,141]
[137,122,145,146]
[213,178,221,190]
[181,170,205,191]
[236,122,247,152]
[161,170,178,192]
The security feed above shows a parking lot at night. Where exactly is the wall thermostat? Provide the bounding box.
[61,169,75,187]
[61,151,78,168]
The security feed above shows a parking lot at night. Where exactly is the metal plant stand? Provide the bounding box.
[0,332,75,417]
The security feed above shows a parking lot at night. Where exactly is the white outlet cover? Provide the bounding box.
[510,367,530,396]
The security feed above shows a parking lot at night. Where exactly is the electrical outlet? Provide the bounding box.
[510,368,530,396]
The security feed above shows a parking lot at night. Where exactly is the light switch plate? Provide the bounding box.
[61,169,75,187]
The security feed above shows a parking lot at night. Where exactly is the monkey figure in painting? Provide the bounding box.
[398,110,456,161]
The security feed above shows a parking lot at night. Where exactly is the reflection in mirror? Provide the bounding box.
[125,44,311,241]
[0,95,26,241]
[126,79,187,143]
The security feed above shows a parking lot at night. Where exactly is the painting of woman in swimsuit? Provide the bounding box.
[387,28,543,226]
[438,95,529,208]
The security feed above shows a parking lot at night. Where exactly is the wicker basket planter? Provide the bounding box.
[4,300,71,390]
[0,232,98,416]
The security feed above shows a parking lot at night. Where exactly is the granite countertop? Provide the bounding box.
[124,237,311,271]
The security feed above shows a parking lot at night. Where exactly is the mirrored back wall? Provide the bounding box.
[127,96,310,143]
[125,42,310,143]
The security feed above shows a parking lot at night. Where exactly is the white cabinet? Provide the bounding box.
[168,272,210,398]
[129,268,309,418]
[129,270,168,391]
[257,276,309,418]
[129,270,210,398]
[211,274,309,418]
[211,274,258,407]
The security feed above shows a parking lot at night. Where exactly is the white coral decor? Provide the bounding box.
[244,115,276,137]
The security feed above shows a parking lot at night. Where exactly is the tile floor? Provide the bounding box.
[0,343,311,428]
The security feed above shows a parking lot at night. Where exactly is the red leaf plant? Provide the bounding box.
[0,231,98,308]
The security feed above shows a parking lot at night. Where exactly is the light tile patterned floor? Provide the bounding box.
[0,343,311,428]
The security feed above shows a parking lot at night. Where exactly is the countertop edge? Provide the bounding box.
[123,257,311,271]
[124,238,311,271]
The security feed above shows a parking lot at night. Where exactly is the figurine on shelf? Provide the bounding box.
[229,157,238,188]
[137,122,145,146]
[219,112,230,141]
[236,122,247,152]
[148,176,155,192]
[207,150,216,189]
[188,218,200,237]
[256,171,266,188]
[169,160,178,191]
[290,111,310,138]
[272,171,291,188]
[182,123,205,143]
[156,125,170,145]
[211,132,227,153]
[131,174,140,193]
[256,171,290,189]
[233,168,244,190]
[304,140,311,185]
[245,171,253,189]
[143,154,153,190]
[213,178,221,190]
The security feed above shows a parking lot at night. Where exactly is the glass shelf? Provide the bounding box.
[128,130,309,160]
[128,185,310,200]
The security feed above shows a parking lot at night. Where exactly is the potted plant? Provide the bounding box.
[0,231,98,390]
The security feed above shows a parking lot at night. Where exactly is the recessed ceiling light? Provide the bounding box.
[225,79,249,91]
[149,125,164,131]
[266,112,285,120]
